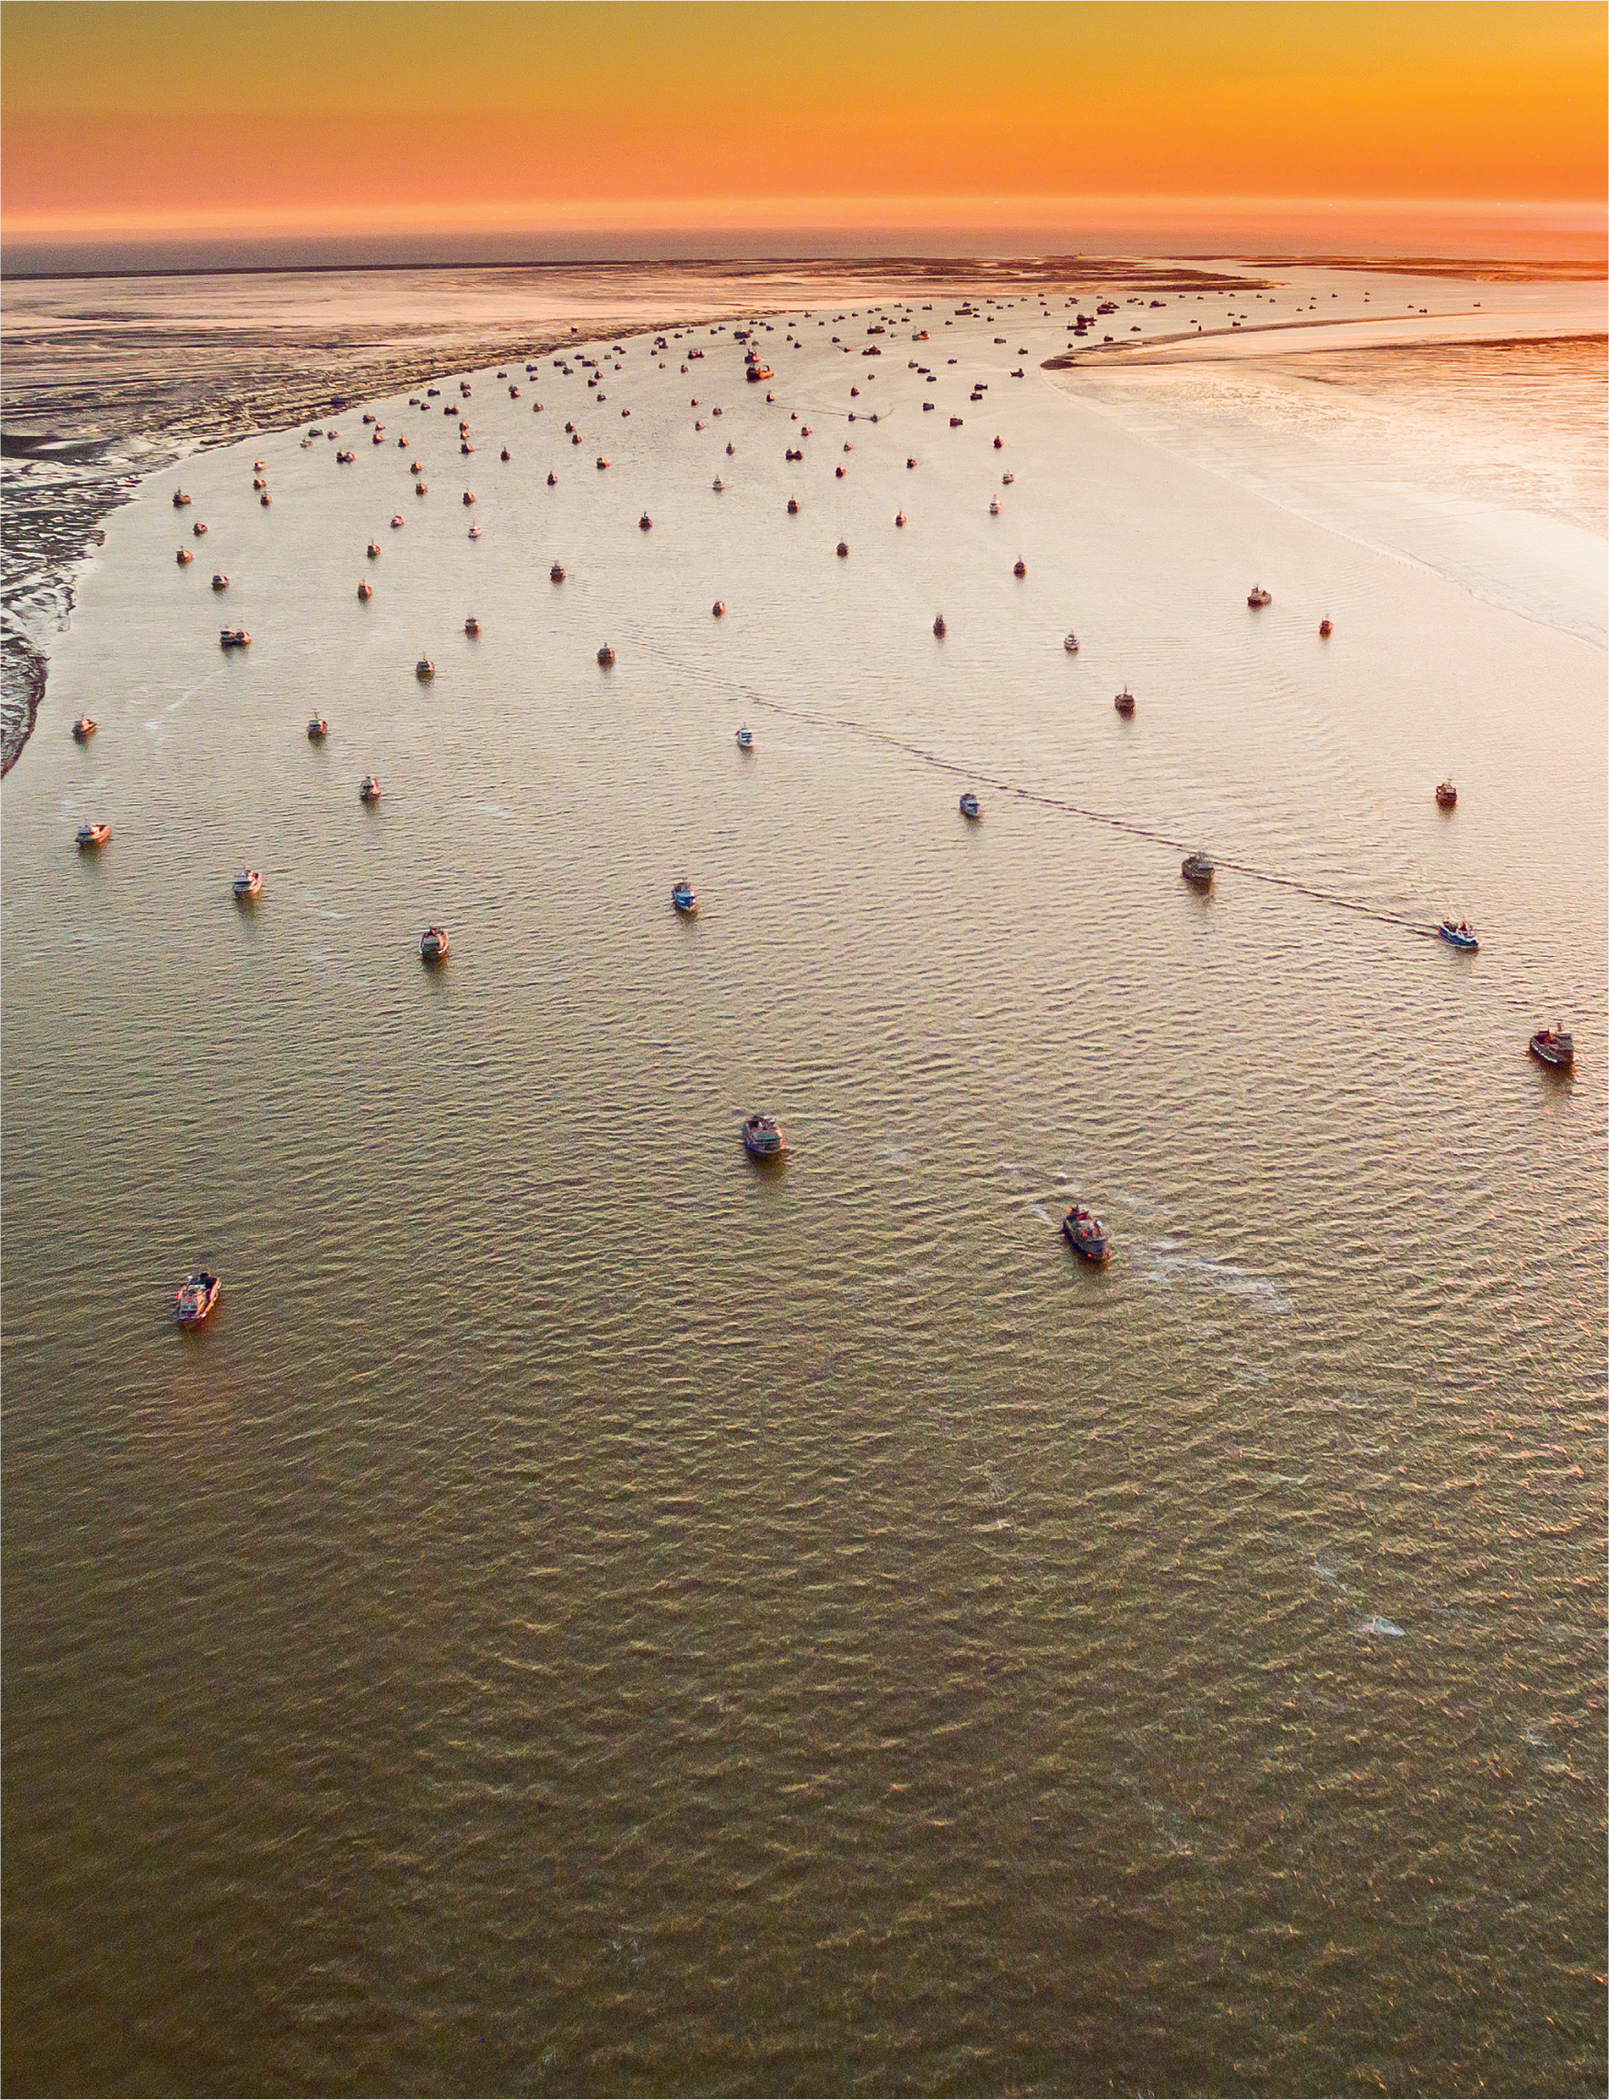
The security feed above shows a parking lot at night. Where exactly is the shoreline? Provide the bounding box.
[1044,306,1608,370]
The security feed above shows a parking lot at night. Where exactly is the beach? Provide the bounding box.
[3,259,1605,2097]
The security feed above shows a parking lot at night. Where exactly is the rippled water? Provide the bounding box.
[4,271,1605,2097]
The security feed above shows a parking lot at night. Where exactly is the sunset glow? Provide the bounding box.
[4,1,1605,252]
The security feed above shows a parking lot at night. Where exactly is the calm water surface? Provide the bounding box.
[4,268,1605,2097]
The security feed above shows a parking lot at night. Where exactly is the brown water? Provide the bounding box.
[4,271,1605,2097]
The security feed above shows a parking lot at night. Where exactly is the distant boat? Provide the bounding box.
[787,497,800,514]
[357,581,373,600]
[419,925,450,965]
[1247,585,1272,608]
[1062,1205,1111,1263]
[736,727,754,751]
[641,511,654,528]
[172,490,192,508]
[933,613,947,637]
[1529,1026,1574,1069]
[1435,781,1457,809]
[742,1113,786,1160]
[232,868,262,900]
[550,561,565,582]
[597,644,616,667]
[959,791,980,820]
[76,821,110,849]
[671,881,698,916]
[989,497,1001,516]
[176,548,194,565]
[1438,918,1479,951]
[1319,618,1333,637]
[359,775,381,803]
[1013,558,1026,577]
[895,511,906,527]
[219,628,250,649]
[836,541,849,558]
[1002,471,1015,485]
[367,541,381,557]
[1114,686,1135,716]
[1063,632,1079,654]
[175,1269,221,1327]
[1181,851,1215,888]
[467,525,481,540]
[712,600,726,618]
[307,716,328,741]
[211,573,229,591]
[416,657,435,679]
[71,715,96,740]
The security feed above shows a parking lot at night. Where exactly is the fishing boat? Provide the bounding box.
[467,525,482,540]
[419,926,450,965]
[176,548,194,565]
[1319,618,1333,637]
[219,628,250,649]
[597,644,616,667]
[367,541,381,557]
[172,490,192,508]
[671,881,698,916]
[742,1113,786,1160]
[359,775,381,803]
[175,1269,221,1327]
[391,514,405,528]
[1247,585,1272,608]
[736,727,754,751]
[1062,1206,1110,1263]
[1063,632,1079,654]
[640,512,654,529]
[989,497,1001,516]
[712,600,726,618]
[71,716,96,740]
[1529,1026,1574,1069]
[1114,686,1135,716]
[550,561,565,582]
[959,791,981,820]
[464,617,481,637]
[357,581,373,600]
[232,868,263,900]
[787,497,800,514]
[192,522,208,535]
[307,716,328,741]
[1002,471,1015,485]
[416,657,435,679]
[933,613,947,637]
[895,511,907,527]
[1013,558,1027,577]
[1435,781,1457,809]
[211,573,229,591]
[1181,851,1215,888]
[1438,918,1479,951]
[76,821,110,849]
[836,541,849,558]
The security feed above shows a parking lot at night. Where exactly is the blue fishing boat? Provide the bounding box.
[1438,918,1479,951]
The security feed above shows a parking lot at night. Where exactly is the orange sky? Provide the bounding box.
[3,2,1604,243]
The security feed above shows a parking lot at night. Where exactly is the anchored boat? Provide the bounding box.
[1063,1206,1111,1263]
[742,1113,786,1160]
[1529,1026,1574,1068]
[175,1269,221,1327]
